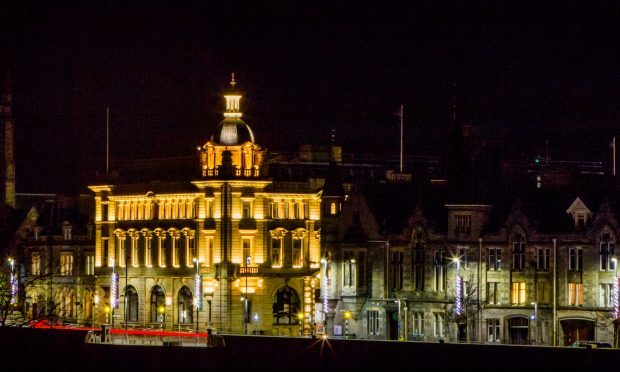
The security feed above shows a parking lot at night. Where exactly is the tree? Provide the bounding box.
[592,309,619,348]
[445,271,480,342]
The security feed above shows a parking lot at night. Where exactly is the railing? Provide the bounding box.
[239,266,259,275]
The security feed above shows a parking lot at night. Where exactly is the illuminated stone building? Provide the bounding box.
[323,124,620,346]
[88,76,322,335]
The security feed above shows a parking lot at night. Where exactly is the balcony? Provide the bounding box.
[239,266,259,275]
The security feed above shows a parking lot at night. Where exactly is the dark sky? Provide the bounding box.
[2,1,620,193]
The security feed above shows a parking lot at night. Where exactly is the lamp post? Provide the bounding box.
[394,299,402,340]
[531,301,538,345]
[124,255,129,342]
[93,294,99,328]
[244,256,251,335]
[343,310,352,338]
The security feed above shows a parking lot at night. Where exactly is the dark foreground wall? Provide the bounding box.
[0,329,618,372]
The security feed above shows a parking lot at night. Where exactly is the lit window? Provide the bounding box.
[177,286,193,324]
[85,254,95,276]
[271,237,283,267]
[60,253,74,276]
[568,283,583,306]
[31,254,41,276]
[330,202,337,215]
[242,201,252,219]
[511,282,526,305]
[242,237,252,266]
[206,236,214,266]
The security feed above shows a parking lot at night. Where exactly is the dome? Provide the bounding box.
[212,117,255,145]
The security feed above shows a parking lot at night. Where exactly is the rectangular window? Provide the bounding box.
[434,251,445,292]
[357,251,367,287]
[488,248,501,271]
[293,203,300,219]
[31,254,41,276]
[433,312,445,337]
[600,238,616,271]
[412,243,425,291]
[412,312,425,338]
[512,240,525,271]
[599,283,613,307]
[457,247,468,269]
[568,247,583,271]
[206,200,213,218]
[85,254,94,276]
[206,236,214,266]
[60,253,74,276]
[242,201,252,219]
[537,246,550,271]
[283,202,290,219]
[537,282,550,305]
[292,238,303,267]
[391,251,404,290]
[487,282,499,304]
[511,282,526,305]
[367,310,380,335]
[271,238,283,267]
[488,318,501,342]
[568,283,583,306]
[455,215,471,234]
[343,251,355,287]
[242,237,252,266]
[102,238,109,267]
[270,202,279,219]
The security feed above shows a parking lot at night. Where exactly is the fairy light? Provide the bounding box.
[613,276,619,319]
[111,272,119,309]
[455,275,463,316]
[194,273,202,310]
[321,258,329,314]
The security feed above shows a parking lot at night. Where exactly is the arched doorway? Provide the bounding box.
[150,285,165,323]
[507,316,530,345]
[126,286,138,323]
[272,286,300,325]
[177,286,193,324]
[561,318,595,346]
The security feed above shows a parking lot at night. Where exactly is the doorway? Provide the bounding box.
[560,319,595,346]
[507,317,530,345]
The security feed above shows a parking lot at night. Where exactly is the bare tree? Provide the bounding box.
[445,271,480,342]
[592,310,619,348]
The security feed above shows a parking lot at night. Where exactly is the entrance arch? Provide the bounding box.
[560,318,595,346]
[507,316,530,345]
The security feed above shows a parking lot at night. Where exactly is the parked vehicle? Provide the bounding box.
[570,341,612,348]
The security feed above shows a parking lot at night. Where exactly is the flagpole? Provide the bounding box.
[400,104,403,173]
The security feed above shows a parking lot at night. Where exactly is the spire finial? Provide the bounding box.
[230,72,236,88]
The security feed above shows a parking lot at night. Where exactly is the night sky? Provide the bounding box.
[1,1,619,193]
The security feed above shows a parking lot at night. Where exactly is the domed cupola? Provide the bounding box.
[212,73,256,145]
[199,73,266,178]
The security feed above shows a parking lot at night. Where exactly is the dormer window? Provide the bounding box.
[566,197,591,229]
[455,215,471,234]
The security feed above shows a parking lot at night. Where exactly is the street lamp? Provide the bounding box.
[531,301,538,345]
[343,311,352,338]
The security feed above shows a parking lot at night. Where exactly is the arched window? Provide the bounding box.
[150,285,165,323]
[126,286,138,323]
[272,286,300,325]
[178,286,193,324]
